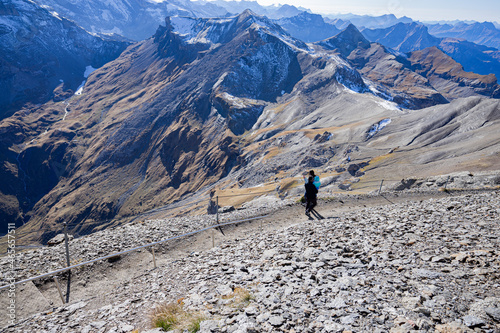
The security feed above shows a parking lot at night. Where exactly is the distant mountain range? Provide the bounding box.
[361,22,500,79]
[325,13,414,29]
[1,0,500,240]
[32,0,309,41]
[426,21,500,50]
[276,12,340,43]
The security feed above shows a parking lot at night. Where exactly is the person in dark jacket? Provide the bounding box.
[304,176,318,215]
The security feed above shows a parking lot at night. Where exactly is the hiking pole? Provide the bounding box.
[378,180,384,195]
[444,176,450,191]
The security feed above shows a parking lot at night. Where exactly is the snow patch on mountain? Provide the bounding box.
[170,16,235,45]
[84,65,97,78]
[376,100,400,111]
[220,92,249,108]
[367,118,392,139]
[75,66,97,95]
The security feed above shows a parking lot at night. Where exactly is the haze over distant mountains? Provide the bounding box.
[1,0,500,240]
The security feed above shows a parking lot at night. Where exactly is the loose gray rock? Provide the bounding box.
[269,315,284,326]
[462,315,486,328]
[485,307,500,321]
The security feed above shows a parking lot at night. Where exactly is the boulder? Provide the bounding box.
[47,234,74,246]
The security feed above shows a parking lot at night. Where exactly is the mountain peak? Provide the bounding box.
[239,8,258,19]
[317,23,370,57]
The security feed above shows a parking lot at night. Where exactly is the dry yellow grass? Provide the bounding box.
[150,301,205,332]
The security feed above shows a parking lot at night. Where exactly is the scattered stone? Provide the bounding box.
[462,315,485,328]
[269,315,284,326]
[485,307,500,321]
[2,191,499,332]
[218,206,236,214]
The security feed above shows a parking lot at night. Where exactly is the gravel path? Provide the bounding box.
[1,190,499,332]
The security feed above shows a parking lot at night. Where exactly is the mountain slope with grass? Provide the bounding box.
[1,11,500,245]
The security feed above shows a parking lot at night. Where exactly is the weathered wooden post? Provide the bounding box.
[54,276,65,304]
[152,247,157,269]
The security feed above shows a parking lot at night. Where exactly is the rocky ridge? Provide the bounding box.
[2,190,499,332]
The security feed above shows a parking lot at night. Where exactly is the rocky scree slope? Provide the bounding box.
[2,191,499,332]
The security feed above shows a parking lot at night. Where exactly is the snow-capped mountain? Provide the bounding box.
[208,0,308,19]
[33,0,230,41]
[362,22,441,53]
[0,0,130,120]
[33,0,310,41]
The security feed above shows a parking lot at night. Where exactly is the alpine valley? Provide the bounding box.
[1,0,500,244]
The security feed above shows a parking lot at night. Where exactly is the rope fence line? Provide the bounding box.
[0,174,484,311]
[0,178,406,247]
[0,214,268,293]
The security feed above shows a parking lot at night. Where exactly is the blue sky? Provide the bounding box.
[255,0,500,22]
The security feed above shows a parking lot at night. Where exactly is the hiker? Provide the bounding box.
[207,190,217,215]
[303,170,321,189]
[304,176,318,215]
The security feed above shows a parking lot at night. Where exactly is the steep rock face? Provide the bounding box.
[318,24,371,58]
[438,38,500,79]
[316,25,447,109]
[316,24,500,108]
[347,43,448,109]
[408,47,500,100]
[0,0,130,120]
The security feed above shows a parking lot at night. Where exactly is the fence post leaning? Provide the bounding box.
[152,247,157,269]
[63,222,70,268]
[54,276,65,305]
[216,196,219,226]
[378,180,384,195]
[63,222,71,303]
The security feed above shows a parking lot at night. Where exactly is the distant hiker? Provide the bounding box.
[207,190,217,215]
[304,176,318,215]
